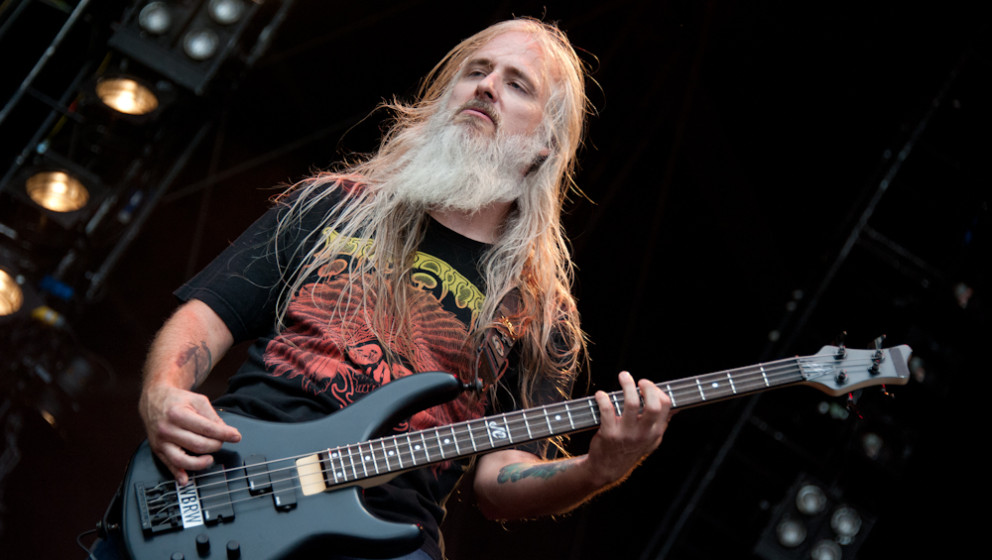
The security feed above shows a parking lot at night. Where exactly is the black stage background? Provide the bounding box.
[1,1,987,558]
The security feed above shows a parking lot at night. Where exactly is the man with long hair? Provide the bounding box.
[138,18,671,560]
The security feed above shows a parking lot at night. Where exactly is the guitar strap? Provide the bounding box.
[474,287,524,391]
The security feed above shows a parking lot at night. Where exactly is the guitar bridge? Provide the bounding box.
[135,482,184,535]
[135,464,236,535]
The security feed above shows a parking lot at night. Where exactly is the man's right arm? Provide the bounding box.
[139,298,241,485]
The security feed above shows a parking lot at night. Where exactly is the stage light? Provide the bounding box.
[795,483,828,516]
[208,0,246,25]
[810,539,843,560]
[25,171,90,213]
[35,354,97,430]
[95,76,160,115]
[108,0,282,95]
[182,28,220,60]
[775,516,807,548]
[830,505,862,544]
[0,268,24,316]
[138,1,172,35]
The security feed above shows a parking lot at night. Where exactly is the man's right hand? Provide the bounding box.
[138,299,239,485]
[140,383,241,485]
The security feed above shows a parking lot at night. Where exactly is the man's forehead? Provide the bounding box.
[468,31,546,69]
[467,32,549,85]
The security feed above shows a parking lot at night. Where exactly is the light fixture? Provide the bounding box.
[0,268,24,316]
[830,505,862,544]
[25,171,90,213]
[795,483,828,516]
[810,539,843,560]
[109,0,281,95]
[774,516,807,548]
[138,1,172,35]
[183,28,220,60]
[95,76,160,115]
[208,0,246,25]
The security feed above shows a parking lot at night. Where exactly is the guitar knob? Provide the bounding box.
[196,533,210,556]
[226,540,241,559]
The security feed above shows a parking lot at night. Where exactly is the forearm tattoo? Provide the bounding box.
[497,458,577,484]
[177,342,213,384]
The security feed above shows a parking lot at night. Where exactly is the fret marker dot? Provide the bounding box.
[331,452,338,458]
[414,444,422,450]
[388,450,395,456]
[711,382,719,388]
[443,438,451,444]
[555,415,562,421]
[364,455,371,461]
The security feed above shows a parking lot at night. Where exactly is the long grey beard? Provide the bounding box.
[389,112,544,213]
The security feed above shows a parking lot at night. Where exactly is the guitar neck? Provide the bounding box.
[320,356,810,486]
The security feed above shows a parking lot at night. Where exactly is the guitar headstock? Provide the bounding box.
[799,344,912,396]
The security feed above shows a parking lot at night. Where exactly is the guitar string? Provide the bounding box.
[141,355,876,511]
[142,355,877,513]
[141,355,880,512]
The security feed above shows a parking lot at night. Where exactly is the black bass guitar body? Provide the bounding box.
[118,372,464,560]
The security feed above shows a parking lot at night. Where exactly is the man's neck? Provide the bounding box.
[429,201,512,243]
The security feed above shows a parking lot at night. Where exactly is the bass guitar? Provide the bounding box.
[110,343,911,559]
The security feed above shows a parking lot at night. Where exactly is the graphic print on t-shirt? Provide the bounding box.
[263,229,486,440]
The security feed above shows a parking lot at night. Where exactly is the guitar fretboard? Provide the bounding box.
[321,356,808,486]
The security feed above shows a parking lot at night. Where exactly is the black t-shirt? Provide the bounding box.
[176,190,513,559]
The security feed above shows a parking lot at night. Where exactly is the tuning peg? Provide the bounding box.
[872,334,886,350]
[834,331,848,359]
[868,335,886,376]
[845,392,864,420]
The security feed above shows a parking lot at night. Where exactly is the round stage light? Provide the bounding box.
[795,483,828,516]
[96,77,159,115]
[208,0,246,25]
[138,2,172,35]
[831,505,862,544]
[810,539,843,560]
[0,269,24,316]
[183,28,220,60]
[26,171,90,213]
[775,516,807,548]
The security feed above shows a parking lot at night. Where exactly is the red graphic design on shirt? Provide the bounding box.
[263,266,484,448]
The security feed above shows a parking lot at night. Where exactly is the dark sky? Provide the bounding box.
[1,1,987,558]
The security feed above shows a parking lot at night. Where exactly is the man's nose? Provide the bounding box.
[475,72,499,102]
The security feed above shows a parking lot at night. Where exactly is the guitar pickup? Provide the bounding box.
[272,472,297,511]
[198,464,234,524]
[246,454,297,510]
[244,454,272,495]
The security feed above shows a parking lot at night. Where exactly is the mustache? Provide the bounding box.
[456,99,501,128]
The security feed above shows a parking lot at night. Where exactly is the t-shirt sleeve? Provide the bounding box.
[174,192,333,343]
[174,206,286,343]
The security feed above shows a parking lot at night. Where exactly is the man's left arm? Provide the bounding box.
[473,372,672,519]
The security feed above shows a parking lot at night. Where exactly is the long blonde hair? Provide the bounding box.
[273,18,591,425]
